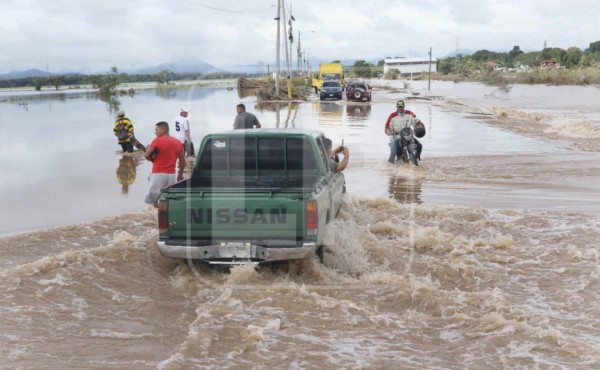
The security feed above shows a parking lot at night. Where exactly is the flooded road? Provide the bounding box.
[2,80,599,234]
[1,80,599,368]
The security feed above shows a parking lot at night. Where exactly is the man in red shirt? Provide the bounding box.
[384,100,416,134]
[144,121,186,207]
[384,100,423,163]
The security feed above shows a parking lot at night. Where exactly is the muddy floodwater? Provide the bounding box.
[1,80,599,369]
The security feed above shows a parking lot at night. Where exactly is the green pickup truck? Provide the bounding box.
[156,129,345,264]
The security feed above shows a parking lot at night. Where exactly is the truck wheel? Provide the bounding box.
[353,91,362,100]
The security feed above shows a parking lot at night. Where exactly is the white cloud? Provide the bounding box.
[0,0,599,73]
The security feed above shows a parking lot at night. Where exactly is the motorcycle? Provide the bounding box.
[391,127,419,166]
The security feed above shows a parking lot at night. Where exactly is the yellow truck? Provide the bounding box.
[312,63,344,93]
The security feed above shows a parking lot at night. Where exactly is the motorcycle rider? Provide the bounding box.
[384,100,423,163]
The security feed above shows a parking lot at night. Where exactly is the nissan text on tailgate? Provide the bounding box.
[156,129,345,264]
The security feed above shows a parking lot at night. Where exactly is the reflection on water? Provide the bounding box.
[345,103,371,118]
[256,101,299,113]
[238,87,258,99]
[155,87,177,99]
[1,92,68,104]
[319,102,342,114]
[317,102,343,126]
[388,174,423,204]
[268,102,298,128]
[115,155,140,194]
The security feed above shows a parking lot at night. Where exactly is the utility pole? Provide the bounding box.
[428,47,432,92]
[274,0,281,96]
[281,0,292,98]
[302,49,306,75]
[297,31,301,72]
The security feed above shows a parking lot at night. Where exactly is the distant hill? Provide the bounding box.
[0,68,54,79]
[128,60,221,74]
[0,60,222,79]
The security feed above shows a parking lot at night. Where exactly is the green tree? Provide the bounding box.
[155,70,175,85]
[565,47,583,68]
[471,49,504,62]
[98,66,120,100]
[578,53,599,67]
[86,75,103,88]
[384,68,399,80]
[587,40,600,53]
[514,51,542,67]
[437,58,454,74]
[506,46,524,66]
[33,77,47,91]
[352,60,375,78]
[541,47,567,64]
[49,76,65,90]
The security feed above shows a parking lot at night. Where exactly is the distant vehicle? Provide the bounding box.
[319,81,343,101]
[312,63,344,93]
[346,81,371,102]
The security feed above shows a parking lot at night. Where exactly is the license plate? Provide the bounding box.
[220,243,251,258]
[328,94,334,97]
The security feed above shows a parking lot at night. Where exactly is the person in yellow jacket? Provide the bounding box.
[113,110,135,153]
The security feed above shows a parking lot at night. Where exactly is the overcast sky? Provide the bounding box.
[1,0,599,74]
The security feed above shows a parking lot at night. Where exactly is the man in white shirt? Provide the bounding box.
[172,108,193,157]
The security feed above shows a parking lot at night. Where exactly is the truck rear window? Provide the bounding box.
[198,137,317,172]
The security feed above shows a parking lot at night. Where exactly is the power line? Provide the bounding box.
[180,0,273,14]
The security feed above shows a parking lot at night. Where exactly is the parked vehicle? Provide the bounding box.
[156,129,346,264]
[319,81,343,101]
[312,63,344,93]
[346,81,371,102]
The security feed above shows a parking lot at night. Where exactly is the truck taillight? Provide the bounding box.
[158,200,168,234]
[305,201,318,236]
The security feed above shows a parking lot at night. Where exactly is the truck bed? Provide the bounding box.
[168,175,321,191]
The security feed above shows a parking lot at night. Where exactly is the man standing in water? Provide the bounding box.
[172,108,193,157]
[113,110,135,153]
[233,103,262,129]
[384,100,423,163]
[144,121,185,207]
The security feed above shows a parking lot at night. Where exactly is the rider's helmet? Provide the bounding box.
[414,120,426,138]
[117,110,125,117]
[396,100,405,109]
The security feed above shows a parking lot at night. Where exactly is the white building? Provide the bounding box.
[384,57,438,76]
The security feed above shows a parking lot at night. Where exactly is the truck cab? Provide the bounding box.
[312,63,344,93]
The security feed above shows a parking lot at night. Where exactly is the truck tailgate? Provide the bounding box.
[165,191,305,239]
